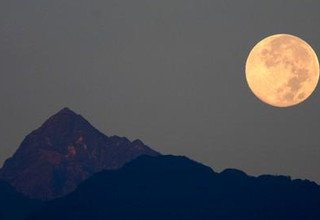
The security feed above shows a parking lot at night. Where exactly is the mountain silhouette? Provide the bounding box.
[0,108,159,200]
[29,155,320,220]
[0,180,42,220]
[1,108,320,219]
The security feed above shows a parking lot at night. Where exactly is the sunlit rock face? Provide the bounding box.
[0,108,160,200]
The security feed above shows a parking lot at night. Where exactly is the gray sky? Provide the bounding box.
[1,0,320,182]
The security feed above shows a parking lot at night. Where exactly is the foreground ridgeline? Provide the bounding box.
[0,181,41,220]
[0,108,319,220]
[30,155,320,220]
[0,108,159,200]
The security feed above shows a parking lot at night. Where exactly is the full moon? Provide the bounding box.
[245,34,319,107]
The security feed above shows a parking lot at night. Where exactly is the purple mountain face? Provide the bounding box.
[0,108,160,200]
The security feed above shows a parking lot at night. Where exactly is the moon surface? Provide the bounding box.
[245,34,319,107]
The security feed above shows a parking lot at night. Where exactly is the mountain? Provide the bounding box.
[29,155,320,220]
[0,180,42,220]
[1,108,320,219]
[0,108,160,200]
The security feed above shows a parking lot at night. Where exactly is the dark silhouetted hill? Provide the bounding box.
[0,108,159,200]
[29,155,320,220]
[0,180,42,220]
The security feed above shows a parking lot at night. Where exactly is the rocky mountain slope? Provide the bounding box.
[0,108,159,200]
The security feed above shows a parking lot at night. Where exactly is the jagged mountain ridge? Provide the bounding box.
[1,108,320,219]
[0,108,160,200]
[29,155,320,220]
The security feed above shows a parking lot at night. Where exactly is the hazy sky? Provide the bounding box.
[1,0,320,182]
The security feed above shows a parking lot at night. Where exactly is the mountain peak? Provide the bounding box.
[43,107,83,125]
[35,108,95,143]
[56,107,78,116]
[0,108,160,200]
